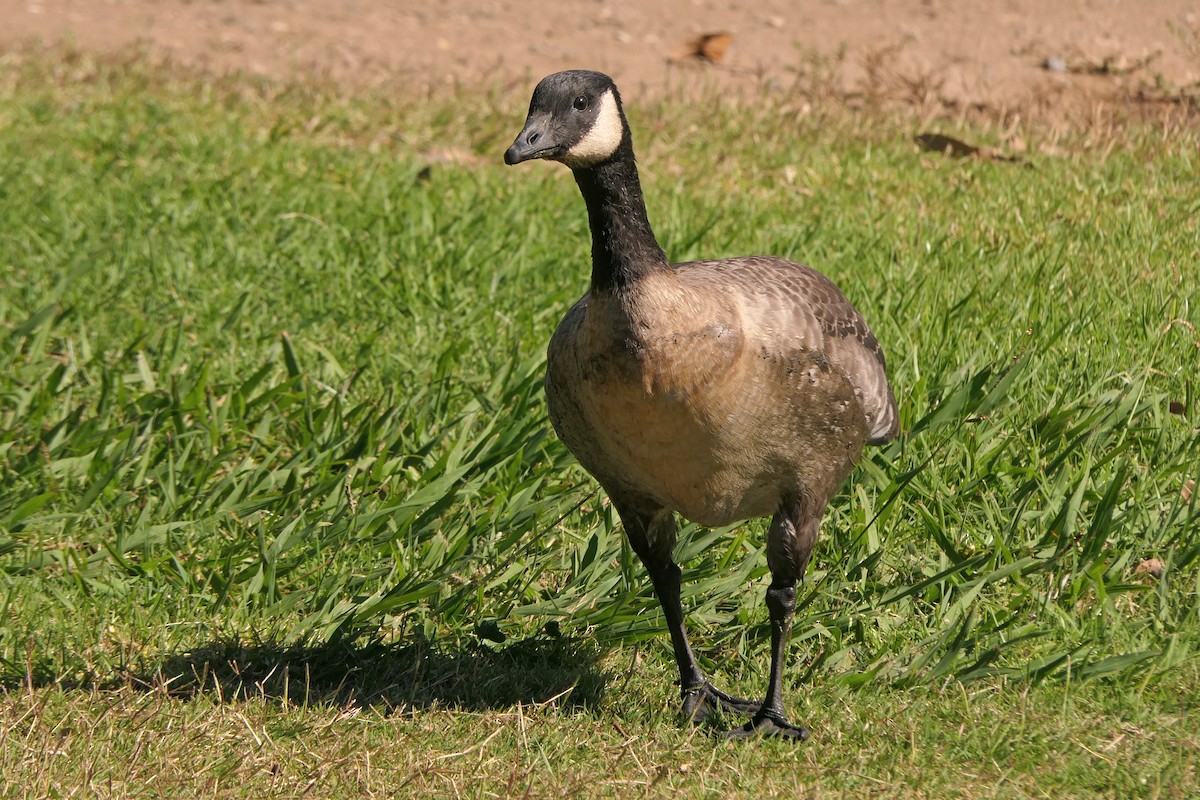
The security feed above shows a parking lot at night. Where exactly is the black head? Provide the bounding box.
[503,70,629,169]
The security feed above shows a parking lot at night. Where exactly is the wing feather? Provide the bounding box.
[673,256,898,444]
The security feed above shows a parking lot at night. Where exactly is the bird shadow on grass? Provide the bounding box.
[113,633,609,714]
[0,628,609,710]
[122,634,608,713]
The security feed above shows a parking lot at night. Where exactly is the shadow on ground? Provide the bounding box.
[124,634,607,712]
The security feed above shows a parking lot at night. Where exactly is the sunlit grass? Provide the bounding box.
[0,50,1197,797]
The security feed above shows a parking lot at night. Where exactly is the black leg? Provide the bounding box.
[727,500,820,740]
[613,499,758,724]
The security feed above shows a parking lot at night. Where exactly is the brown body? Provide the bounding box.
[547,256,895,529]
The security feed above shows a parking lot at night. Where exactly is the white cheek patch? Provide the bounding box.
[562,89,624,168]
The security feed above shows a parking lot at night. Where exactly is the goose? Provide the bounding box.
[504,70,898,740]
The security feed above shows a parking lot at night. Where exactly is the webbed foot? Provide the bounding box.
[681,682,760,724]
[723,712,809,741]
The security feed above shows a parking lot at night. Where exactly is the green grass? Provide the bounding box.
[1,51,1198,797]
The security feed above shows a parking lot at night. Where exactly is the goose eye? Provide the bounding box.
[573,95,588,111]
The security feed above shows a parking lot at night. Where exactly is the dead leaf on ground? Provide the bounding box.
[1134,558,1165,579]
[1183,479,1195,503]
[914,133,1022,162]
[676,32,732,64]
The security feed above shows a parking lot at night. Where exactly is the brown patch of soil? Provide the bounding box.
[3,0,1199,117]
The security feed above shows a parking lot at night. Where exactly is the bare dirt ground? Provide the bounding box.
[3,0,1199,118]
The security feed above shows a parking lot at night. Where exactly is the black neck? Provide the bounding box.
[572,152,668,293]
